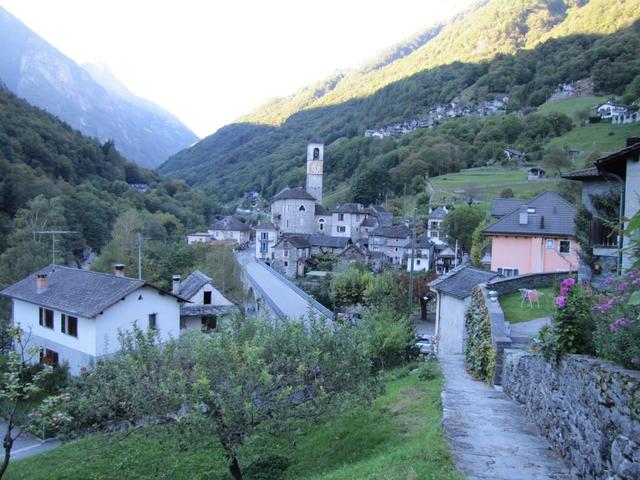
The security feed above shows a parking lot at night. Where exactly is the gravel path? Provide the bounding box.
[440,354,571,480]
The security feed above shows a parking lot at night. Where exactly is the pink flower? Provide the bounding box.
[593,299,614,312]
[610,318,629,332]
[633,278,640,286]
[604,276,615,286]
[555,295,566,309]
[632,357,640,365]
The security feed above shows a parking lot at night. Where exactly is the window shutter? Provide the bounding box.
[39,307,43,326]
[61,314,66,334]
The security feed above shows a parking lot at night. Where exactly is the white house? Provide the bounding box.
[0,264,185,375]
[255,221,278,260]
[174,271,235,332]
[597,101,628,119]
[429,265,500,354]
[426,207,448,239]
[187,232,212,245]
[368,225,412,265]
[208,216,252,244]
[405,236,434,272]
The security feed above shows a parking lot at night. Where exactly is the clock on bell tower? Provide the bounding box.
[305,143,324,203]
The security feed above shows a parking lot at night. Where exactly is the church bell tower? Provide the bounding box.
[306,142,324,203]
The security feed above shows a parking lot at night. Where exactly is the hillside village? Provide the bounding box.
[1,1,640,479]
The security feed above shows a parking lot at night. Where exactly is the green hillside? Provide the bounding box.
[160,0,640,204]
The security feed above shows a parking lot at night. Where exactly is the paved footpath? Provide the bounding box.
[440,355,571,480]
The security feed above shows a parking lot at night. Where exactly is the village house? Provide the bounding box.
[405,236,434,272]
[187,215,252,245]
[255,221,278,260]
[482,192,580,277]
[271,235,311,277]
[426,206,448,239]
[563,137,640,283]
[0,264,186,375]
[368,225,412,266]
[429,263,500,354]
[173,271,235,332]
[527,167,546,181]
[596,101,628,119]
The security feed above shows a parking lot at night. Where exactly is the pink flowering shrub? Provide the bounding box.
[533,276,595,362]
[592,269,640,369]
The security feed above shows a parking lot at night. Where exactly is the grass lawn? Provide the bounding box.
[498,286,556,324]
[536,95,608,118]
[9,368,460,480]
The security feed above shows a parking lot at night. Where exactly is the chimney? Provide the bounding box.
[113,264,125,277]
[36,273,48,293]
[519,205,528,225]
[172,275,181,295]
[626,137,640,147]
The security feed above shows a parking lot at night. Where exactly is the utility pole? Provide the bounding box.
[136,234,143,280]
[408,207,417,313]
[32,230,76,266]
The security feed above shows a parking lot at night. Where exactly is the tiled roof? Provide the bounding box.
[309,235,350,249]
[334,203,367,213]
[483,191,577,238]
[361,217,378,228]
[315,204,331,215]
[1,265,182,318]
[596,141,640,169]
[403,236,433,249]
[179,271,212,300]
[210,216,252,232]
[490,198,526,218]
[272,187,316,201]
[369,225,412,239]
[276,234,310,249]
[256,221,276,230]
[561,166,600,179]
[429,264,500,299]
[180,304,236,317]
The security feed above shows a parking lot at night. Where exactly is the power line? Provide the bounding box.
[32,230,77,266]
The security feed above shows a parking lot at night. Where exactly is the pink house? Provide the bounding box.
[483,192,580,276]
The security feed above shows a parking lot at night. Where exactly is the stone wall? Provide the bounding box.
[486,270,575,295]
[503,350,640,479]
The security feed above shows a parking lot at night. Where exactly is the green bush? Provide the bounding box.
[361,307,416,370]
[244,455,291,480]
[416,360,441,381]
[464,287,496,383]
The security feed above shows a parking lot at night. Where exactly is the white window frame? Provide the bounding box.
[546,239,554,249]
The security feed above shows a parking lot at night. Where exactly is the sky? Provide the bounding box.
[0,0,474,138]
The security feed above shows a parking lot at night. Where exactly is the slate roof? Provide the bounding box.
[596,141,640,170]
[438,247,456,257]
[483,191,577,238]
[427,207,448,220]
[256,221,276,230]
[1,265,183,318]
[561,166,600,180]
[275,234,310,249]
[361,217,378,228]
[179,271,212,300]
[209,216,251,232]
[490,198,526,218]
[429,264,500,300]
[308,235,350,249]
[180,304,236,317]
[334,203,367,213]
[369,225,412,239]
[403,236,433,249]
[315,204,331,215]
[272,187,316,201]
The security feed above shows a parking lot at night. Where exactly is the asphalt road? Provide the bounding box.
[0,423,60,461]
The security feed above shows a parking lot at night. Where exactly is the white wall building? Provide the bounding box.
[174,271,235,331]
[1,265,185,375]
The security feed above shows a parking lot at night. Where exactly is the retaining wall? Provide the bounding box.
[503,350,640,479]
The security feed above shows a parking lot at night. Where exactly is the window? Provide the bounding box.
[260,232,268,240]
[201,316,217,332]
[148,313,157,330]
[546,239,554,249]
[338,213,344,221]
[497,268,519,277]
[284,261,289,267]
[39,308,54,329]
[180,317,186,329]
[61,314,78,338]
[416,259,421,265]
[559,240,571,254]
[299,205,306,211]
[40,348,59,366]
[203,291,212,305]
[284,249,289,257]
[527,207,536,214]
[337,226,346,233]
[313,147,320,159]
[260,241,268,253]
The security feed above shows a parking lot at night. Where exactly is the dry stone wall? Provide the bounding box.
[503,350,640,479]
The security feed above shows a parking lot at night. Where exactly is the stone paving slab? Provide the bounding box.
[440,354,571,480]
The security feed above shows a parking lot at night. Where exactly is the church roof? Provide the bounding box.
[272,187,316,201]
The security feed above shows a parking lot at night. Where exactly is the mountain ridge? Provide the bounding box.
[0,6,199,168]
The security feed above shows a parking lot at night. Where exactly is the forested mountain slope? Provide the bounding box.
[0,85,216,268]
[0,6,198,168]
[160,0,640,203]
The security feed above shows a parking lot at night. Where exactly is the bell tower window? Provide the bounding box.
[313,147,320,159]
[299,205,306,211]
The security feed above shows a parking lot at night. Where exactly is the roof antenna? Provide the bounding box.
[32,230,77,268]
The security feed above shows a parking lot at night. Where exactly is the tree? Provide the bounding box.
[441,206,485,253]
[360,307,415,370]
[363,271,408,313]
[0,327,64,479]
[499,188,514,199]
[61,319,376,480]
[542,147,571,176]
[470,218,490,267]
[329,267,372,308]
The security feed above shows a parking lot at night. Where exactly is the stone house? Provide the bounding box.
[563,138,640,283]
[271,235,311,277]
[429,264,499,354]
[174,271,235,332]
[405,236,434,272]
[1,264,186,375]
[426,206,448,239]
[308,234,351,256]
[483,192,580,277]
[368,225,412,265]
